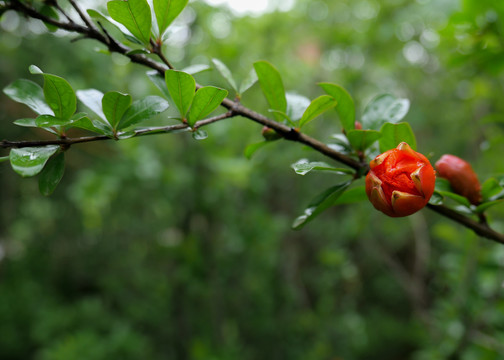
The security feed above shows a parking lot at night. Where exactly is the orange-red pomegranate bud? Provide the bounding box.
[355,121,362,130]
[365,142,436,217]
[435,154,481,205]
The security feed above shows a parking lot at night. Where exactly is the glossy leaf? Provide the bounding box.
[481,177,504,201]
[379,122,416,152]
[87,9,127,42]
[102,91,132,130]
[40,5,59,32]
[286,93,311,122]
[119,96,169,129]
[38,152,65,196]
[475,200,504,213]
[181,64,211,75]
[244,141,272,159]
[69,117,105,134]
[107,0,152,45]
[319,83,355,133]
[293,181,351,230]
[188,87,228,126]
[10,146,59,177]
[346,129,381,151]
[362,94,410,130]
[212,58,238,93]
[3,79,53,115]
[154,0,188,37]
[76,89,107,121]
[29,65,76,120]
[333,186,368,205]
[299,95,337,128]
[35,114,72,127]
[254,61,287,121]
[239,67,258,95]
[291,159,353,176]
[165,70,196,120]
[146,71,171,99]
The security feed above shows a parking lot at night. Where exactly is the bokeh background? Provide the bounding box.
[1,0,504,359]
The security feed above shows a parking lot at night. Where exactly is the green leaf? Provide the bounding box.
[239,67,258,95]
[165,70,196,120]
[40,4,59,32]
[3,79,53,115]
[333,186,368,205]
[87,9,127,41]
[38,152,65,196]
[188,86,228,126]
[0,156,9,163]
[291,159,353,176]
[118,96,169,129]
[319,83,355,133]
[346,129,381,151]
[253,61,287,121]
[181,64,211,75]
[362,94,410,130]
[154,0,188,37]
[69,117,105,134]
[481,177,504,201]
[35,114,72,127]
[379,122,416,152]
[192,129,208,140]
[107,0,152,45]
[29,65,76,120]
[475,200,504,213]
[429,192,444,206]
[267,109,296,127]
[212,58,238,93]
[293,181,351,230]
[286,93,310,122]
[76,89,107,121]
[102,91,132,130]
[299,95,337,128]
[146,71,171,98]
[10,146,59,177]
[244,141,271,159]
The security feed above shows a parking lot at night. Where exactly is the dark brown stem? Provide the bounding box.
[427,203,504,245]
[3,1,504,245]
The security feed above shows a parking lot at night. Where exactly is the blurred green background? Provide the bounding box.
[1,0,504,359]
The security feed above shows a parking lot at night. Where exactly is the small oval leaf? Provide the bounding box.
[10,146,59,177]
[38,152,65,196]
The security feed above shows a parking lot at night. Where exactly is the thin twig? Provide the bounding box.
[3,2,504,245]
[1,112,235,149]
[67,0,96,31]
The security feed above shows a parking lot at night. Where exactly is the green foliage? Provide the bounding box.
[299,95,337,128]
[3,79,53,115]
[154,0,188,38]
[379,122,417,152]
[346,129,382,152]
[292,181,351,230]
[361,94,410,131]
[164,70,196,120]
[10,146,59,177]
[107,0,152,45]
[188,86,228,126]
[319,83,355,133]
[253,61,287,121]
[39,152,65,196]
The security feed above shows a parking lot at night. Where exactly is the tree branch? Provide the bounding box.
[3,1,504,245]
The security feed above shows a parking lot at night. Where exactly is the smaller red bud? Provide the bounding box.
[354,121,362,130]
[365,142,436,217]
[261,126,281,141]
[435,154,481,205]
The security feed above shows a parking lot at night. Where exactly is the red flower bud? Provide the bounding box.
[365,142,436,217]
[354,121,362,130]
[261,126,281,141]
[435,154,481,205]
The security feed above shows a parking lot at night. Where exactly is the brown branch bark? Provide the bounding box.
[3,1,504,245]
